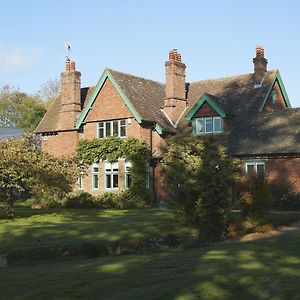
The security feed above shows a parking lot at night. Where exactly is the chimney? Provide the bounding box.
[253,45,268,85]
[60,60,81,129]
[163,49,187,125]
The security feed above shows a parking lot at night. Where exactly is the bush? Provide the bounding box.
[238,174,272,219]
[93,193,118,209]
[64,192,95,209]
[269,182,300,211]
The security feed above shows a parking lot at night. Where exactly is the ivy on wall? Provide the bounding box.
[76,137,150,207]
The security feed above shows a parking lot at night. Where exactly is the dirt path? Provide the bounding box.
[238,220,300,242]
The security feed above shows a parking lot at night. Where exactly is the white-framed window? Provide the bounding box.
[91,163,99,190]
[245,161,265,176]
[195,116,222,134]
[104,161,119,190]
[125,161,132,189]
[97,120,127,139]
[77,164,85,190]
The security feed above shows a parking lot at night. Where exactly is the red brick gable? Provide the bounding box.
[262,80,287,112]
[194,102,220,117]
[85,78,133,123]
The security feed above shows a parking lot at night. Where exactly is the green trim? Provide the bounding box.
[259,71,291,112]
[155,123,163,135]
[186,93,226,121]
[76,69,142,129]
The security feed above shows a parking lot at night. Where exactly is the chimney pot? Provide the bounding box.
[256,45,264,57]
[65,60,71,71]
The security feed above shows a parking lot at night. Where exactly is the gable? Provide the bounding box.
[186,93,226,121]
[85,78,133,123]
[76,69,142,129]
[260,71,291,112]
[194,102,220,117]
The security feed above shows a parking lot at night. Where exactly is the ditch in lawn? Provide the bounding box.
[1,206,300,263]
[1,231,300,299]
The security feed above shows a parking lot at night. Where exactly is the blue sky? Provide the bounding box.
[1,0,300,106]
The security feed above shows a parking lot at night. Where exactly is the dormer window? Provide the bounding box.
[195,117,222,135]
[97,119,127,139]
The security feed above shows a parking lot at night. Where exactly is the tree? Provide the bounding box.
[0,85,46,132]
[36,78,60,109]
[163,135,239,241]
[0,135,77,218]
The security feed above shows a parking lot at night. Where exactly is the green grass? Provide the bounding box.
[0,208,196,252]
[1,231,300,299]
[1,206,300,254]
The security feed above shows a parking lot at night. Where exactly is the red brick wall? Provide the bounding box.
[263,81,287,112]
[85,78,133,122]
[267,157,300,191]
[41,131,79,157]
[195,102,219,117]
[241,157,300,192]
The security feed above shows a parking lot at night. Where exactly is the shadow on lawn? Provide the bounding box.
[2,232,300,299]
[75,233,300,299]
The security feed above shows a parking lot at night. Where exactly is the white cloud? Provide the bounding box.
[0,47,42,75]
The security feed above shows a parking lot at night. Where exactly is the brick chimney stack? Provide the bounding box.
[60,60,81,129]
[163,49,187,125]
[253,45,268,85]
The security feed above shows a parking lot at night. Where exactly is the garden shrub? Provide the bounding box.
[269,182,300,211]
[64,192,95,209]
[238,174,272,219]
[93,193,119,209]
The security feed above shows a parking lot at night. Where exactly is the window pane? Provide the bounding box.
[205,118,213,133]
[113,121,118,136]
[112,162,118,172]
[113,174,118,188]
[120,120,126,137]
[106,174,111,189]
[104,162,111,172]
[213,117,221,132]
[196,118,204,134]
[246,164,255,174]
[93,174,99,189]
[106,122,111,136]
[98,122,104,138]
[257,164,265,175]
[93,167,99,173]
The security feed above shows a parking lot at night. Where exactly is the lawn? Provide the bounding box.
[1,231,300,299]
[0,208,196,253]
[1,207,300,254]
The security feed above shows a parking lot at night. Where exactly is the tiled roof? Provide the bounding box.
[186,70,277,116]
[35,68,278,134]
[35,87,94,133]
[0,127,24,140]
[227,108,300,156]
[107,69,176,132]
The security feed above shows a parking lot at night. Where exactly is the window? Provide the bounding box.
[97,120,127,138]
[245,161,265,176]
[195,117,222,134]
[77,164,84,190]
[125,161,132,189]
[91,164,99,190]
[104,162,119,190]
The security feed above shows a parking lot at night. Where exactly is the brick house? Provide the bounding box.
[36,46,300,200]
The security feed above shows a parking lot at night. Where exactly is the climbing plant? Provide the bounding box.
[76,137,150,207]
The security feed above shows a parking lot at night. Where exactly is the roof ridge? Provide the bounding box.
[107,68,164,86]
[189,69,278,85]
